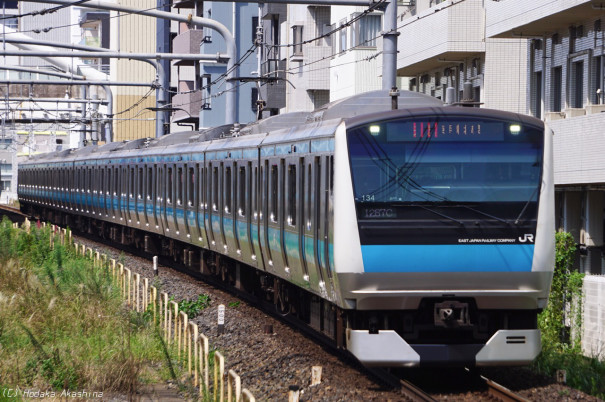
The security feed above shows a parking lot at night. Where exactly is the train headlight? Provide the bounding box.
[369,125,381,135]
[509,124,522,135]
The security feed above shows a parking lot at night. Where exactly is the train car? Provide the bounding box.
[18,90,554,367]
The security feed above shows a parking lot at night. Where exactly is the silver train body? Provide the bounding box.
[18,90,555,367]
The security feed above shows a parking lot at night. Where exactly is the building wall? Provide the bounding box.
[199,2,257,128]
[483,38,529,113]
[285,5,332,112]
[110,1,157,141]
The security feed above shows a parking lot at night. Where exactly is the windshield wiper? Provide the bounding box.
[514,187,540,225]
[416,205,464,226]
[457,205,510,225]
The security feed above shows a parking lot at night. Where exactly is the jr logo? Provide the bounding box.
[519,234,534,243]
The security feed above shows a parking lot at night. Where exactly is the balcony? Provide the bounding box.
[172,82,203,123]
[173,29,206,65]
[486,0,599,38]
[396,0,485,76]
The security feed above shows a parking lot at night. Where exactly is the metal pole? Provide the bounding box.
[0,79,157,87]
[382,0,398,91]
[80,85,87,147]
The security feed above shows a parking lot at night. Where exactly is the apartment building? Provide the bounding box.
[397,0,528,113]
[194,1,257,128]
[487,0,605,275]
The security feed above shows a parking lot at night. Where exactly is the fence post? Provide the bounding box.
[134,273,141,312]
[143,277,149,310]
[162,292,169,338]
[227,370,241,402]
[178,311,188,359]
[199,333,209,394]
[169,301,179,344]
[241,389,255,402]
[214,351,225,402]
[150,285,157,323]
[189,322,198,385]
[124,268,132,305]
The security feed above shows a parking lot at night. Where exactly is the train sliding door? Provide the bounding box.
[303,156,324,293]
[263,157,288,275]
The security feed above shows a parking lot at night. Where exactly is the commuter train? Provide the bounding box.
[18,90,555,367]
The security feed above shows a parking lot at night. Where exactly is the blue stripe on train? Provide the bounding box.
[361,244,534,273]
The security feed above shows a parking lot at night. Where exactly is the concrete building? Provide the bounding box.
[487,0,605,275]
[109,0,158,141]
[196,1,258,128]
[329,5,383,101]
[397,0,528,114]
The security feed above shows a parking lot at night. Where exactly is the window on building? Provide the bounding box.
[339,19,347,52]
[252,16,258,45]
[202,74,212,110]
[292,25,303,56]
[251,87,258,111]
[592,56,603,105]
[552,66,562,112]
[532,71,542,118]
[355,14,381,47]
[572,61,584,108]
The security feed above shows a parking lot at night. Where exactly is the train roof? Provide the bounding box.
[21,90,445,165]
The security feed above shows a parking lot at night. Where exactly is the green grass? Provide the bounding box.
[532,345,605,399]
[0,217,183,393]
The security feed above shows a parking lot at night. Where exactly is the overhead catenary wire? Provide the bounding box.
[1,0,174,35]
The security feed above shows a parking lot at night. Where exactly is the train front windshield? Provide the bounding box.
[347,116,543,222]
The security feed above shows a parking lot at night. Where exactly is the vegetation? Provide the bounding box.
[533,231,605,398]
[0,217,181,394]
[178,294,211,318]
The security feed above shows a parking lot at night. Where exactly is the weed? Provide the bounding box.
[178,294,211,318]
[228,301,240,308]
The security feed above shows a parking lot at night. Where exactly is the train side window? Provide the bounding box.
[138,167,143,199]
[99,168,104,195]
[212,166,219,211]
[130,167,135,198]
[287,163,296,226]
[188,166,195,206]
[270,163,278,223]
[198,166,206,209]
[147,167,153,200]
[225,165,232,214]
[176,167,183,205]
[167,167,173,204]
[238,165,246,217]
[252,165,258,217]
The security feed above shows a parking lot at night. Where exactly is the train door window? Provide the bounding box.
[199,165,205,208]
[99,168,104,195]
[212,166,219,211]
[188,166,195,206]
[270,163,278,222]
[176,167,183,205]
[238,165,246,217]
[167,167,173,203]
[252,165,258,217]
[225,165,232,214]
[129,167,135,198]
[325,155,332,278]
[138,167,143,199]
[306,163,312,229]
[287,163,297,226]
[147,167,153,200]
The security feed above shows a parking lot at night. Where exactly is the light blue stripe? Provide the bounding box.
[361,244,534,273]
